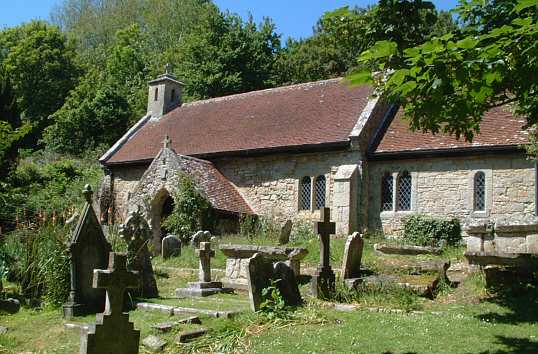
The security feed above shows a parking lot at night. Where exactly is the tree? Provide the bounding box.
[0,21,79,134]
[351,0,537,155]
[175,9,281,100]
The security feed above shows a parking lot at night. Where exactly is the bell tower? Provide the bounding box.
[147,64,183,118]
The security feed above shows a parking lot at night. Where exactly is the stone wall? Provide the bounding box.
[215,150,362,234]
[109,165,148,223]
[367,153,535,236]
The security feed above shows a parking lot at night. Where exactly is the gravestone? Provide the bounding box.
[246,253,273,311]
[176,242,232,297]
[161,235,181,259]
[273,261,302,306]
[120,208,159,298]
[191,230,211,248]
[278,220,293,245]
[341,232,364,279]
[80,252,140,354]
[63,185,112,319]
[311,207,336,299]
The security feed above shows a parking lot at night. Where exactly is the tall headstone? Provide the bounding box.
[64,185,112,319]
[341,232,364,279]
[175,242,231,297]
[311,207,336,299]
[120,208,159,298]
[246,253,273,311]
[278,220,293,245]
[191,230,211,248]
[80,253,140,354]
[161,235,181,259]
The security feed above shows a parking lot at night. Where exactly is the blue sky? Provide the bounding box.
[0,0,460,40]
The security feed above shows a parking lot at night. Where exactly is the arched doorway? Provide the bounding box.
[150,188,174,254]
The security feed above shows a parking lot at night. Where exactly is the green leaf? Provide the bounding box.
[399,81,417,96]
[345,70,373,86]
[359,40,398,61]
[457,37,479,50]
[387,69,409,87]
[514,0,538,13]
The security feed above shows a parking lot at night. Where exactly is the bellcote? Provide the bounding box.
[147,64,183,118]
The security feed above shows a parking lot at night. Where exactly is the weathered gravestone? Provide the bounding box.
[176,242,232,297]
[191,230,211,248]
[311,207,336,299]
[64,185,112,319]
[161,235,181,259]
[278,220,293,245]
[246,253,303,311]
[341,232,364,279]
[120,208,159,298]
[80,252,140,354]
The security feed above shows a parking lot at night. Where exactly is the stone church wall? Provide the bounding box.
[109,165,149,223]
[367,153,535,236]
[215,150,362,234]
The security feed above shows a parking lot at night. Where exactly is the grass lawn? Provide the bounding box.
[1,236,537,353]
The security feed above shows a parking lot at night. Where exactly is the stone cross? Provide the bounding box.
[82,184,93,203]
[311,207,336,299]
[163,135,171,149]
[93,253,139,317]
[196,242,215,283]
[165,63,172,75]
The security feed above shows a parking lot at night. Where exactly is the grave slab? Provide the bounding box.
[175,328,208,343]
[142,335,167,353]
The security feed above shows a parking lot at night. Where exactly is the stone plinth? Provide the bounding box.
[176,281,233,297]
[219,245,308,289]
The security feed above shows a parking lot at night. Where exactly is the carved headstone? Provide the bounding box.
[161,235,181,259]
[278,220,293,245]
[175,242,232,297]
[120,208,159,298]
[80,252,140,354]
[311,207,336,299]
[63,185,112,319]
[341,232,364,279]
[273,261,302,306]
[191,230,211,248]
[246,253,273,311]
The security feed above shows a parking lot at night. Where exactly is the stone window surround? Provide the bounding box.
[380,171,418,219]
[296,174,330,213]
[468,169,492,218]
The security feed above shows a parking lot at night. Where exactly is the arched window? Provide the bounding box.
[154,87,159,101]
[381,173,393,211]
[314,175,326,209]
[299,176,311,210]
[397,171,412,211]
[474,171,486,211]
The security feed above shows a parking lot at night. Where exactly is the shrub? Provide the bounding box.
[162,174,212,242]
[259,279,294,320]
[290,219,317,241]
[402,214,461,247]
[238,214,280,241]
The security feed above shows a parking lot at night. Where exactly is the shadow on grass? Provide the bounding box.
[476,283,538,325]
[479,335,538,354]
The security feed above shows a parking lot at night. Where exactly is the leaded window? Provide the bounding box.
[315,175,326,209]
[299,176,311,210]
[381,173,394,211]
[397,171,412,211]
[474,171,486,211]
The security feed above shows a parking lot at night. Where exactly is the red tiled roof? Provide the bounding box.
[105,79,374,164]
[174,154,253,214]
[374,106,528,154]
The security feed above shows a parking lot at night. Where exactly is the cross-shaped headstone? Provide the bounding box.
[315,207,336,269]
[311,207,336,299]
[196,242,215,283]
[82,184,93,203]
[93,253,139,317]
[165,63,172,75]
[163,135,171,149]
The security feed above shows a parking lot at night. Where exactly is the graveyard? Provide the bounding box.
[1,198,538,353]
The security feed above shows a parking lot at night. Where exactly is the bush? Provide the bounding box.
[162,174,212,242]
[238,214,280,241]
[402,214,461,247]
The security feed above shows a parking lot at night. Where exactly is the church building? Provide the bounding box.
[99,69,535,251]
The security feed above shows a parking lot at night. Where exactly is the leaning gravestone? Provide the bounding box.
[246,253,273,311]
[120,207,159,298]
[162,235,181,259]
[341,232,364,279]
[63,185,112,319]
[191,230,211,248]
[80,252,140,354]
[273,261,302,306]
[278,220,293,245]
